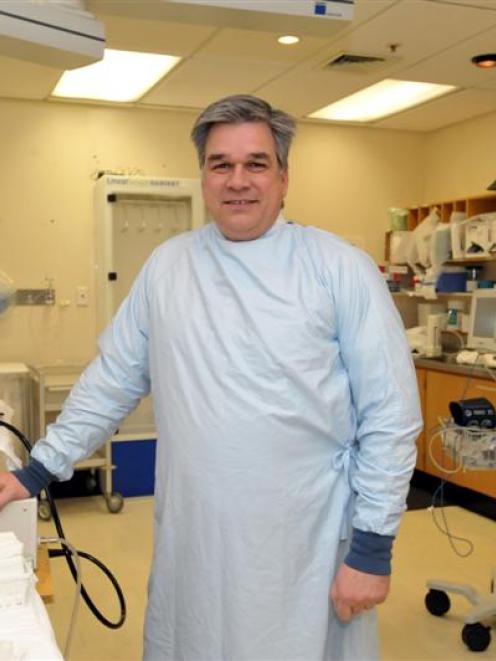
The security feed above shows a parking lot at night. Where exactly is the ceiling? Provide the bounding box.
[2,0,496,132]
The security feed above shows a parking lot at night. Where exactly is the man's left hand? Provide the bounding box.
[330,563,390,623]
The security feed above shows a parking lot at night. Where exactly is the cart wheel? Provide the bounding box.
[38,501,52,521]
[425,589,451,616]
[85,472,98,493]
[462,623,491,652]
[106,492,124,513]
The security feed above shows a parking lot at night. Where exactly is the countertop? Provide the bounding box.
[414,355,496,381]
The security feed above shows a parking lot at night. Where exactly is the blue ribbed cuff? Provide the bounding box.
[344,528,394,576]
[13,458,56,496]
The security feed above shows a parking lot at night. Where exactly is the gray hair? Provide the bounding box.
[191,95,296,170]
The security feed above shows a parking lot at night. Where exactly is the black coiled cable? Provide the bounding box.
[0,417,126,629]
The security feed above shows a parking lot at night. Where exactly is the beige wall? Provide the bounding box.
[423,110,496,202]
[0,98,426,367]
[288,121,426,255]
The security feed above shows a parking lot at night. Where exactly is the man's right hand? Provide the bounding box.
[0,473,29,509]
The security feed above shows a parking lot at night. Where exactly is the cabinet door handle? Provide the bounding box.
[46,386,72,392]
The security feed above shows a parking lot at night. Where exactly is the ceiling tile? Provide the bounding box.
[373,88,496,131]
[429,0,496,9]
[309,0,496,78]
[396,23,496,88]
[141,54,288,109]
[200,28,328,63]
[257,54,405,117]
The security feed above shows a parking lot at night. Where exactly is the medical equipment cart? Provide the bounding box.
[29,364,123,517]
[424,423,496,652]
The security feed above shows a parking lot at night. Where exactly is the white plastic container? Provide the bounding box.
[0,562,32,609]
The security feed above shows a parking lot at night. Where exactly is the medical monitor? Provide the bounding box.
[468,289,496,353]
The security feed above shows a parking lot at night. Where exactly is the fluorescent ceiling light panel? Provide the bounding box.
[308,79,457,122]
[52,49,181,102]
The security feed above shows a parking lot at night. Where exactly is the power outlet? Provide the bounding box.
[76,286,89,306]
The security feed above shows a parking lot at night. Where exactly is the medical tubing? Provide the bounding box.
[427,424,464,475]
[0,419,126,629]
[430,481,474,558]
[48,544,126,628]
[41,536,82,659]
[459,352,481,400]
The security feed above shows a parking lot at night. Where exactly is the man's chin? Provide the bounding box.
[215,217,274,242]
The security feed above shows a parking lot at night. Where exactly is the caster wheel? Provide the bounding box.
[38,501,52,521]
[462,623,491,652]
[85,474,98,493]
[106,492,124,513]
[425,589,451,616]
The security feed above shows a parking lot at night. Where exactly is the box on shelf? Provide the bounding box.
[436,267,467,292]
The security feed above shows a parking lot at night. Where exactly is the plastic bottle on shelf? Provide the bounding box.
[446,299,464,330]
[466,266,482,292]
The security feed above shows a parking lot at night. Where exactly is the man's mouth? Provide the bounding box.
[223,200,257,205]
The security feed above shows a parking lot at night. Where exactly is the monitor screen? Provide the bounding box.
[468,290,496,353]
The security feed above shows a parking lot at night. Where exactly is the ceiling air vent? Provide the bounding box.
[324,53,388,73]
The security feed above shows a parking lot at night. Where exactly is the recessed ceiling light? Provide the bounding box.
[51,49,181,103]
[471,53,496,69]
[278,35,300,45]
[308,79,457,122]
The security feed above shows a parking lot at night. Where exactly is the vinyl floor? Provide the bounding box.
[39,497,496,661]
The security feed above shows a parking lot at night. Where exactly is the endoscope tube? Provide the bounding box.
[0,418,126,629]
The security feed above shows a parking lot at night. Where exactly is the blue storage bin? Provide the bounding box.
[112,438,156,497]
[436,271,467,293]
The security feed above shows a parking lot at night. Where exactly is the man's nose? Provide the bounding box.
[227,165,249,189]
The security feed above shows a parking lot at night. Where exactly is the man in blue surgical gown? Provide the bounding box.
[2,95,422,660]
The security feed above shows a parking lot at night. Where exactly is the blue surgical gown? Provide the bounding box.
[32,219,422,660]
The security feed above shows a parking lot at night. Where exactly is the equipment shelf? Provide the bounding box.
[29,364,123,516]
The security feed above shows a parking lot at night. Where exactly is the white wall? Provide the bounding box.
[0,98,426,366]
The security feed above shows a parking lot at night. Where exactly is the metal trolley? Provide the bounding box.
[425,423,496,652]
[29,364,123,517]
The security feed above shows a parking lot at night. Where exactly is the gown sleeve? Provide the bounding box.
[30,257,153,481]
[332,247,423,538]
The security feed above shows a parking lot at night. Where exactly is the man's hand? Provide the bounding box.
[0,473,29,509]
[330,563,390,623]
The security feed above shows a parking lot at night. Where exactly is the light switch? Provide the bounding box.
[76,286,89,306]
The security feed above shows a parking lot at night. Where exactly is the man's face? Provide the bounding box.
[201,122,289,241]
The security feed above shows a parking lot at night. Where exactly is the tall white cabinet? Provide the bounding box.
[93,175,205,496]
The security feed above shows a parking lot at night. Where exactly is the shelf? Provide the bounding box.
[76,456,111,470]
[406,192,496,229]
[29,364,115,500]
[393,290,472,298]
[446,256,495,264]
[45,404,67,412]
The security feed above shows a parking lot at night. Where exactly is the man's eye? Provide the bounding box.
[213,163,229,171]
[248,162,266,171]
